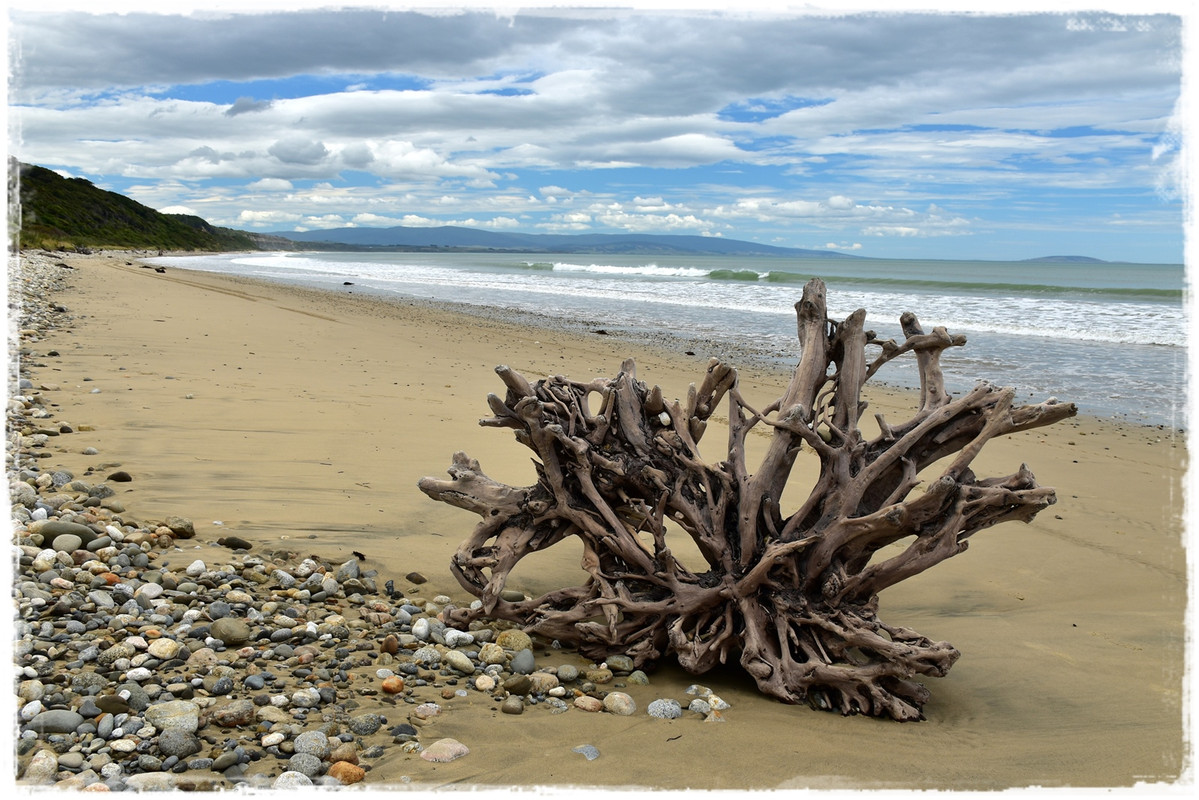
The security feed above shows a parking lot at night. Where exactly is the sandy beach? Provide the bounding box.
[11,250,1189,790]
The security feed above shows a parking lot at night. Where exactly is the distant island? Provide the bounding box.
[1021,255,1108,263]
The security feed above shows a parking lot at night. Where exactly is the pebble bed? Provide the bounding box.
[8,251,734,791]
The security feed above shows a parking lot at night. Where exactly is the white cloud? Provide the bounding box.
[268,137,330,166]
[6,7,1183,259]
[248,178,294,191]
[238,209,303,225]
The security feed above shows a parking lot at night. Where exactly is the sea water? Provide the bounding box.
[146,251,1188,429]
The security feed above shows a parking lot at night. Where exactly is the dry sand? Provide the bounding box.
[13,251,1190,790]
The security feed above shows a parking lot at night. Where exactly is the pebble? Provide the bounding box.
[572,745,601,761]
[420,738,470,763]
[509,648,536,674]
[602,692,637,716]
[6,251,739,791]
[647,698,683,719]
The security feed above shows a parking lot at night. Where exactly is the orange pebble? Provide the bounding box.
[381,676,405,694]
[327,761,365,785]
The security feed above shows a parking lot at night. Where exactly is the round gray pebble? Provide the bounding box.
[647,698,683,719]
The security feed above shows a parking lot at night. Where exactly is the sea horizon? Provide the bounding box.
[146,250,1188,430]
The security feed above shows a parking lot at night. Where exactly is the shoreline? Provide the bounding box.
[142,248,1189,432]
[8,249,1190,790]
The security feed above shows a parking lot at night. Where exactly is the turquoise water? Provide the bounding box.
[147,251,1188,428]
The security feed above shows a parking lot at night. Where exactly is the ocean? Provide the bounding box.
[145,251,1188,429]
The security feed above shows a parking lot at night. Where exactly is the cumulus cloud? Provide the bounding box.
[238,209,303,225]
[248,178,294,191]
[268,137,330,165]
[6,7,1182,258]
[225,97,273,116]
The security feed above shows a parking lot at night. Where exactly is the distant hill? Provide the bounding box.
[9,159,271,252]
[271,224,859,258]
[1022,255,1107,263]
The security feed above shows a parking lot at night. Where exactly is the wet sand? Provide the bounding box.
[15,251,1190,790]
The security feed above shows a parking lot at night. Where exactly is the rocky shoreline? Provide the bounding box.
[8,251,731,791]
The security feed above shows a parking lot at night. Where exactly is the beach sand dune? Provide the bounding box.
[16,252,1188,790]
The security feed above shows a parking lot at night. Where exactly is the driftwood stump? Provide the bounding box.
[419,278,1076,720]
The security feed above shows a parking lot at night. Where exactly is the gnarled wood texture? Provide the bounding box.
[419,278,1076,720]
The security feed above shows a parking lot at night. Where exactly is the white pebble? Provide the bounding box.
[185,560,206,577]
[125,667,154,682]
[261,732,286,747]
[19,700,43,722]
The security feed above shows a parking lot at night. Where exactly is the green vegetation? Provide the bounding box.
[9,159,263,252]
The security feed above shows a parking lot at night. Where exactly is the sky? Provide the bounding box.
[5,1,1192,263]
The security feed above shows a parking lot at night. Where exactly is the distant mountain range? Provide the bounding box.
[268,225,862,258]
[11,159,1110,263]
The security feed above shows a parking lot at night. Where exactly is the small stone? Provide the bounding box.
[26,709,84,734]
[405,571,427,585]
[474,674,496,692]
[556,664,579,682]
[585,668,613,684]
[143,700,200,733]
[295,731,331,759]
[495,629,533,652]
[272,771,314,789]
[328,761,365,785]
[572,745,600,761]
[209,695,254,729]
[217,536,253,551]
[106,470,133,482]
[209,617,251,646]
[602,691,636,716]
[381,676,405,694]
[647,698,683,719]
[477,642,506,665]
[605,655,634,673]
[23,749,60,784]
[503,674,532,695]
[411,703,441,720]
[627,670,650,685]
[707,693,731,710]
[164,516,196,539]
[443,629,474,648]
[527,671,560,694]
[420,738,469,763]
[501,695,524,715]
[509,648,536,675]
[157,729,202,758]
[573,696,603,712]
[288,752,323,778]
[444,650,475,675]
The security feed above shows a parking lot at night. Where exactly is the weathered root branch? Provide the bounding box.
[419,278,1076,720]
